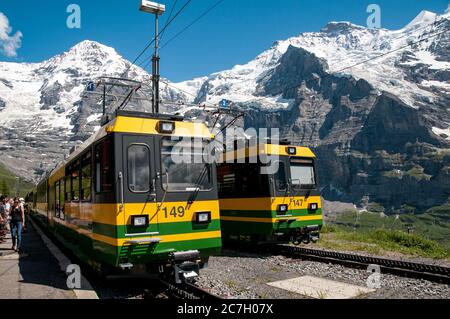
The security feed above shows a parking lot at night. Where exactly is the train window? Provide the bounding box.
[275,161,288,191]
[161,137,212,192]
[71,160,80,201]
[65,176,71,202]
[81,152,92,201]
[55,181,60,218]
[128,144,150,193]
[241,163,270,197]
[95,138,113,193]
[217,164,236,196]
[290,158,316,188]
[59,178,65,220]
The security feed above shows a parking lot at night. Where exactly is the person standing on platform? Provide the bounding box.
[9,198,25,253]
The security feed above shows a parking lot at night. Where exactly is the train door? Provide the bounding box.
[121,135,158,234]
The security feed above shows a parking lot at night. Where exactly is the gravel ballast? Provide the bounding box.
[197,249,450,299]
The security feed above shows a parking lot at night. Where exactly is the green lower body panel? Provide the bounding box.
[31,212,221,274]
[220,209,323,242]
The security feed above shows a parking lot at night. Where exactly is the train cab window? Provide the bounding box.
[161,137,212,192]
[128,144,150,193]
[71,160,80,201]
[81,152,92,201]
[290,158,316,188]
[95,138,113,193]
[275,161,288,191]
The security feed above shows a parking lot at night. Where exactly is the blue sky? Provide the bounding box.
[0,0,448,82]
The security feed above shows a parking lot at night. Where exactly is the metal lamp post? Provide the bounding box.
[140,1,166,114]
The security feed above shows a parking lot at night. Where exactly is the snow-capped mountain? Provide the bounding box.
[0,41,189,178]
[175,9,449,112]
[0,10,449,210]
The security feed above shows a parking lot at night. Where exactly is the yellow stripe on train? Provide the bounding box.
[41,201,221,225]
[220,215,323,224]
[219,196,322,211]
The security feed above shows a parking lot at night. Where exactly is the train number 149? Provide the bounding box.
[162,206,185,218]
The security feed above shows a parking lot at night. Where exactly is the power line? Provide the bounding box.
[160,0,179,43]
[160,0,225,50]
[106,0,193,97]
[139,0,225,69]
[133,0,193,67]
[161,80,217,109]
[332,27,449,75]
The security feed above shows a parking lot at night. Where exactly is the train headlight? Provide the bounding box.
[131,215,149,228]
[157,121,175,134]
[308,203,318,211]
[277,204,289,214]
[286,147,297,155]
[195,212,211,224]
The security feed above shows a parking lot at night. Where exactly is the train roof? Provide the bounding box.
[44,110,214,182]
[223,143,316,162]
[105,110,213,138]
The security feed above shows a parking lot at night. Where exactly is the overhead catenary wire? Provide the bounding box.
[159,0,225,51]
[159,0,179,43]
[105,0,193,97]
[139,0,225,71]
[131,0,193,69]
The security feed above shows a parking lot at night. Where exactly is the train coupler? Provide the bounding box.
[292,225,321,245]
[170,250,202,284]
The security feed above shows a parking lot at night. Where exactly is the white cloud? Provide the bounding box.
[0,12,22,57]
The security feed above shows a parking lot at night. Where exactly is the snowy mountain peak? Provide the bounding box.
[41,40,125,73]
[67,40,119,57]
[176,8,449,110]
[404,10,438,29]
[321,21,365,34]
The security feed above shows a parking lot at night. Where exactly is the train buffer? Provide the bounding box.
[0,222,76,299]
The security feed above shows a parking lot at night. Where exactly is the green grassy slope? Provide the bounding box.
[0,162,34,197]
[321,208,450,260]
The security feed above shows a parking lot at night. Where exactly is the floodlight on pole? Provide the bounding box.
[140,1,165,114]
[140,1,166,15]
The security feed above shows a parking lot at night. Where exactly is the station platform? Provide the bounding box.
[0,222,76,299]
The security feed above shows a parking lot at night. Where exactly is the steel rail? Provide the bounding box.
[272,244,450,285]
[158,278,223,300]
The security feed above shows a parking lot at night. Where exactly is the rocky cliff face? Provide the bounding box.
[188,10,450,211]
[242,45,450,210]
[0,10,449,211]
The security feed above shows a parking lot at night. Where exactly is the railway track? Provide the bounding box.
[157,278,223,300]
[271,244,450,285]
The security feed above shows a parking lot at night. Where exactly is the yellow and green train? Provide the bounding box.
[29,110,222,281]
[217,142,323,245]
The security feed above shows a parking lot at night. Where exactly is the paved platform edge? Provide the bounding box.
[29,218,99,300]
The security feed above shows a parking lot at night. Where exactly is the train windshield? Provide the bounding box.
[289,158,316,188]
[161,137,212,192]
